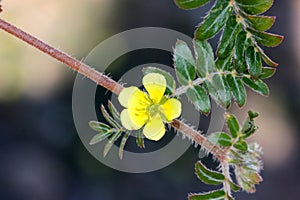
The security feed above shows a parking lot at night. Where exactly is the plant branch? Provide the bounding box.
[0,17,227,160]
[220,160,232,199]
[174,71,241,96]
[0,18,123,95]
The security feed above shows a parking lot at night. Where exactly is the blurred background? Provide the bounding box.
[0,0,299,199]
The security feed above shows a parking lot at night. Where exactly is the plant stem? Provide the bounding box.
[174,71,234,96]
[0,18,227,160]
[0,18,123,95]
[220,160,232,199]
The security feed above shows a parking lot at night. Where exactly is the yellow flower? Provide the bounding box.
[118,73,182,141]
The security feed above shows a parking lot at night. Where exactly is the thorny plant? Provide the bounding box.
[0,0,283,199]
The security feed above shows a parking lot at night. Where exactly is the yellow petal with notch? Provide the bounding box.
[161,98,182,122]
[143,115,165,141]
[120,109,148,130]
[142,73,166,103]
[118,86,150,109]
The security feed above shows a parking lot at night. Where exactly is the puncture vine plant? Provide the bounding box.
[0,0,283,199]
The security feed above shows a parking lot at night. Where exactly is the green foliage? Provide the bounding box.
[174,40,196,85]
[192,112,262,198]
[235,0,273,15]
[232,143,263,193]
[174,0,211,10]
[89,102,141,159]
[169,0,282,112]
[195,0,232,40]
[136,129,145,148]
[195,161,225,185]
[208,132,232,147]
[172,0,283,112]
[246,15,275,31]
[260,67,276,79]
[89,121,114,145]
[89,0,282,199]
[186,85,211,115]
[234,31,250,73]
[205,74,232,109]
[226,114,239,138]
[195,40,214,77]
[226,74,246,107]
[249,28,283,47]
[217,15,242,58]
[245,46,262,78]
[242,77,269,96]
[189,190,226,200]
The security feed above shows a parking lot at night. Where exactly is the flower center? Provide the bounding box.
[146,103,162,118]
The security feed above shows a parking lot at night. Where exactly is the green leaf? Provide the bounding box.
[108,101,121,124]
[188,190,226,200]
[227,196,234,200]
[242,76,269,96]
[241,121,257,139]
[234,31,250,73]
[89,131,114,145]
[119,132,130,159]
[136,129,145,148]
[235,0,273,15]
[229,181,241,192]
[246,15,276,31]
[245,46,262,78]
[174,0,211,10]
[208,132,232,147]
[226,113,240,138]
[187,85,211,115]
[195,0,232,40]
[194,40,215,77]
[143,66,176,95]
[205,74,231,109]
[257,46,278,67]
[227,74,246,107]
[249,28,284,47]
[260,67,276,79]
[215,56,232,71]
[233,140,248,151]
[236,171,262,193]
[195,161,225,185]
[248,110,259,119]
[240,112,258,139]
[217,15,242,58]
[89,121,112,132]
[101,105,121,128]
[89,121,114,145]
[174,40,196,85]
[103,131,122,157]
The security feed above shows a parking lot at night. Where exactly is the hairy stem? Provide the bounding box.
[221,160,232,199]
[174,71,233,96]
[0,18,123,95]
[0,18,227,160]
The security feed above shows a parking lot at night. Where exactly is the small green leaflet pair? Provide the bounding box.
[188,111,262,200]
[89,101,145,159]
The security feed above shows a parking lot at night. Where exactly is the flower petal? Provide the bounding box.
[120,109,148,130]
[143,115,165,141]
[118,86,150,109]
[142,73,166,103]
[161,98,182,122]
